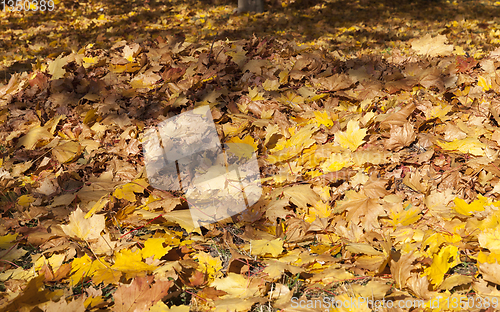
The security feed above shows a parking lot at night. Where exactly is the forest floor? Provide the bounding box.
[2,0,500,311]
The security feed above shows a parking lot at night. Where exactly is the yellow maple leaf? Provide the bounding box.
[311,110,335,128]
[453,196,487,216]
[211,273,264,298]
[91,259,121,286]
[16,115,64,150]
[262,79,280,91]
[141,238,172,260]
[226,135,258,160]
[423,245,460,286]
[477,251,500,264]
[427,104,453,121]
[437,137,487,156]
[47,54,68,79]
[388,203,421,226]
[478,227,500,253]
[250,238,283,257]
[113,179,148,202]
[248,86,265,101]
[0,233,18,249]
[82,56,99,68]
[334,120,367,151]
[111,249,157,279]
[226,50,247,67]
[331,293,372,312]
[267,124,317,164]
[422,232,461,256]
[69,254,94,285]
[194,251,223,280]
[478,75,491,91]
[278,91,304,111]
[61,208,105,241]
[304,200,332,223]
[85,196,110,218]
[320,152,353,173]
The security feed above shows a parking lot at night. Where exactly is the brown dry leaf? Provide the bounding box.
[438,273,473,291]
[113,276,172,312]
[312,74,353,91]
[262,259,303,281]
[478,261,500,285]
[0,275,51,312]
[213,297,265,312]
[16,115,64,149]
[350,280,391,299]
[52,140,81,163]
[411,34,454,57]
[384,122,417,151]
[39,296,85,312]
[335,190,386,230]
[403,171,430,194]
[406,274,436,300]
[362,176,389,199]
[278,184,320,209]
[211,273,265,299]
[380,104,415,129]
[390,252,416,289]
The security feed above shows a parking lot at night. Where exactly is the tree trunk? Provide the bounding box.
[238,0,264,13]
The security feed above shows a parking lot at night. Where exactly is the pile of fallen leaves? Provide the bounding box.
[4,5,500,312]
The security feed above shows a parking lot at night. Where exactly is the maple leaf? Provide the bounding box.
[453,196,487,216]
[248,86,265,101]
[262,78,280,91]
[423,245,460,287]
[437,137,487,156]
[194,251,223,280]
[226,49,247,67]
[16,115,64,150]
[310,110,335,128]
[113,276,172,312]
[390,252,416,289]
[478,75,491,91]
[312,74,353,91]
[250,238,284,257]
[141,237,172,260]
[211,273,265,299]
[111,249,158,279]
[213,298,265,312]
[38,297,85,312]
[384,122,416,151]
[320,152,353,173]
[47,54,68,79]
[52,140,81,163]
[334,189,385,230]
[478,227,500,253]
[0,233,18,249]
[113,179,147,202]
[61,208,105,241]
[387,202,422,226]
[1,275,51,312]
[334,120,367,151]
[226,135,258,160]
[267,124,317,164]
[411,34,454,57]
